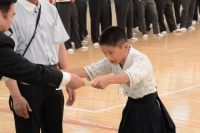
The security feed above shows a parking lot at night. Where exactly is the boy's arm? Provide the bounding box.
[92,55,153,90]
[64,59,113,86]
[65,68,89,78]
[92,72,130,89]
[109,72,130,84]
[5,79,31,119]
[67,58,112,80]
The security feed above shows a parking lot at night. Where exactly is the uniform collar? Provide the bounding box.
[118,45,135,71]
[18,0,41,14]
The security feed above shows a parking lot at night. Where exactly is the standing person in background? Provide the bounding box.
[133,0,139,29]
[193,0,199,24]
[83,0,90,38]
[173,0,181,25]
[114,0,138,40]
[154,0,182,34]
[136,0,163,38]
[145,11,152,32]
[75,0,90,42]
[56,0,88,52]
[88,0,112,46]
[180,0,196,31]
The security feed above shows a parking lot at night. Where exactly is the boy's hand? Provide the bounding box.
[66,86,76,106]
[92,77,111,89]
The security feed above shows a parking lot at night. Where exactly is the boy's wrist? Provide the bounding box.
[107,76,113,84]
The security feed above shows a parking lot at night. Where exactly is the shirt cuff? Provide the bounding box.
[1,76,10,81]
[59,72,71,87]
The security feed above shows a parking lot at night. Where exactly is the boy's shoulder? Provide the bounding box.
[129,47,150,63]
[130,47,147,58]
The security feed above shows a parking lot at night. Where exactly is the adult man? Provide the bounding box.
[5,0,81,132]
[0,1,84,89]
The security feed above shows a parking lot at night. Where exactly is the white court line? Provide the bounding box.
[95,84,200,113]
[63,119,114,129]
[165,48,184,52]
[159,84,200,96]
[95,104,125,113]
[64,107,96,113]
[0,84,199,113]
[79,120,114,128]
[0,97,8,100]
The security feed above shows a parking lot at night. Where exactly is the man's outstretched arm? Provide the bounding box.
[0,43,84,90]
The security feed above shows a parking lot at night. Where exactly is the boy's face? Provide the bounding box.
[100,43,130,65]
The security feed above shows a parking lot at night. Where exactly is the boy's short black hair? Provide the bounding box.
[99,26,128,48]
[0,0,17,18]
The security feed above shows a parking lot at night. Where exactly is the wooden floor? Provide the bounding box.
[1,3,200,133]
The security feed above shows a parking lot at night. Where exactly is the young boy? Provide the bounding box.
[68,26,176,133]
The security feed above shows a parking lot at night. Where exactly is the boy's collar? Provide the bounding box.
[119,45,134,71]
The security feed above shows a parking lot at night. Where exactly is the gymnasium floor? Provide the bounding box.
[0,3,200,133]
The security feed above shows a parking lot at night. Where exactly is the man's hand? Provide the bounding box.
[66,86,76,106]
[67,74,85,90]
[12,96,32,119]
[92,76,111,89]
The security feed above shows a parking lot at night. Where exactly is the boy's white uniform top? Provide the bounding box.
[84,46,157,99]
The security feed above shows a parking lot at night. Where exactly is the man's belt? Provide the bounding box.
[49,64,58,69]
